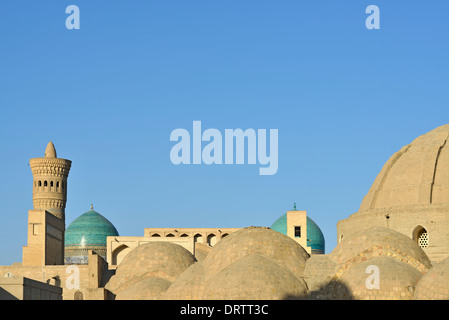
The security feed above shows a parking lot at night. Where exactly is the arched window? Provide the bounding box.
[221,233,229,238]
[412,226,429,248]
[44,181,48,187]
[166,233,175,237]
[194,234,203,243]
[50,181,54,187]
[38,181,42,187]
[207,234,217,246]
[180,233,189,238]
[151,233,161,237]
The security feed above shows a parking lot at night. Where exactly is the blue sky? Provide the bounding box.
[0,1,448,265]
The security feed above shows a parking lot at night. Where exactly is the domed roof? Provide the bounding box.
[271,213,325,254]
[65,209,119,248]
[271,213,287,234]
[202,226,310,281]
[414,256,449,299]
[162,262,206,300]
[359,124,449,211]
[330,226,432,273]
[337,257,422,300]
[202,254,308,300]
[162,226,310,300]
[105,242,196,295]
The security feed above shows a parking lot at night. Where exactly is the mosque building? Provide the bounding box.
[2,124,449,300]
[64,206,119,265]
[270,205,325,255]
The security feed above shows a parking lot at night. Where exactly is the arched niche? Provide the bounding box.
[112,244,131,266]
[412,225,429,248]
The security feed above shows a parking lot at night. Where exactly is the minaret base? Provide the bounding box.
[22,210,65,266]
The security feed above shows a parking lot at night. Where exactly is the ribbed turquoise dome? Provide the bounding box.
[270,213,325,254]
[65,210,119,248]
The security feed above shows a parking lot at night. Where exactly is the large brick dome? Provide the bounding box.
[338,124,449,262]
[359,124,449,211]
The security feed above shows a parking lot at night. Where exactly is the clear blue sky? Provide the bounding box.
[0,1,448,265]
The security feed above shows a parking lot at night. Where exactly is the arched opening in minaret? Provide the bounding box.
[44,181,48,187]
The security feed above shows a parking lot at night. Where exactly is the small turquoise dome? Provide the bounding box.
[271,213,325,254]
[65,209,119,264]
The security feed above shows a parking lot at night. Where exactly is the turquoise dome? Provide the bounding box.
[65,210,119,264]
[271,213,325,254]
[305,216,325,254]
[65,210,119,247]
[271,213,288,235]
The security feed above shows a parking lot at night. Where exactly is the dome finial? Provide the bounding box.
[44,141,57,158]
[91,203,93,210]
[293,202,297,211]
